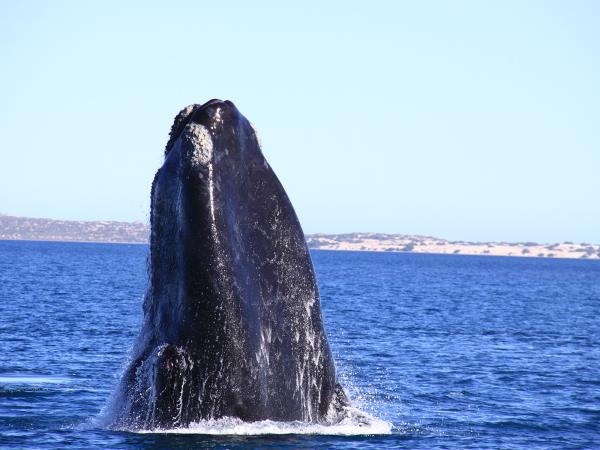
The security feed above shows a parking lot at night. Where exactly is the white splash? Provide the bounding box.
[134,407,392,436]
[0,374,71,384]
[208,163,216,224]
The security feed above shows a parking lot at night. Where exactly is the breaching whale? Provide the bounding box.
[111,99,348,429]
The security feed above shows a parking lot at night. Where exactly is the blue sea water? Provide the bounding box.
[0,240,599,449]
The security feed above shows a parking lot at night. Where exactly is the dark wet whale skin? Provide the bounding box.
[111,100,347,429]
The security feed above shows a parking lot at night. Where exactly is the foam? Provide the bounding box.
[134,407,392,436]
[0,374,71,384]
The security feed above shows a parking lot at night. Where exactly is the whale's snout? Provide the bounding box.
[164,99,239,157]
[188,99,238,131]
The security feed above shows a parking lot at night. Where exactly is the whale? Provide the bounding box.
[110,99,348,429]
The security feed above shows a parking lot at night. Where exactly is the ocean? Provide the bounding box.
[0,240,599,449]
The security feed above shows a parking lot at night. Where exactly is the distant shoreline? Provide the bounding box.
[1,214,598,260]
[306,246,600,261]
[2,239,599,263]
[306,233,600,261]
[0,238,147,245]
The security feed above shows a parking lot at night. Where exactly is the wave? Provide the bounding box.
[129,407,392,436]
[0,373,71,384]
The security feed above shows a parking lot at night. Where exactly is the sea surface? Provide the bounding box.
[0,240,599,449]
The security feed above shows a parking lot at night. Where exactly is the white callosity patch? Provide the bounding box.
[184,123,213,166]
[179,104,196,119]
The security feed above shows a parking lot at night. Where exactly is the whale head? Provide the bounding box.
[112,100,347,429]
[147,99,282,346]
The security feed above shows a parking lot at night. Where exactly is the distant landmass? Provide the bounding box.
[306,233,600,260]
[0,214,598,260]
[0,213,148,244]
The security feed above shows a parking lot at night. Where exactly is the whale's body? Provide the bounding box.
[111,100,347,429]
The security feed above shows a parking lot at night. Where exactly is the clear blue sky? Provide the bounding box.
[1,1,598,243]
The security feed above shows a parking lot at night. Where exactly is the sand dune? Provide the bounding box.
[307,233,600,260]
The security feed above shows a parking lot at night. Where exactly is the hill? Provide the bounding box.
[1,214,598,259]
[0,214,148,244]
